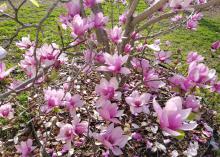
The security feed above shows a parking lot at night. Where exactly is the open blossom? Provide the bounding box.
[0,62,14,80]
[169,74,194,92]
[95,77,121,100]
[169,0,192,9]
[119,11,128,25]
[155,51,172,63]
[93,124,129,156]
[197,0,207,4]
[20,55,36,77]
[171,15,182,22]
[109,26,123,44]
[16,36,34,50]
[187,51,204,63]
[65,0,80,17]
[187,19,198,30]
[0,46,7,60]
[125,91,151,115]
[143,69,165,90]
[69,14,89,37]
[153,96,197,136]
[131,58,150,72]
[57,116,88,151]
[83,0,103,8]
[91,12,108,28]
[57,123,75,142]
[59,0,81,29]
[187,62,216,84]
[211,80,220,93]
[64,93,83,116]
[0,103,14,119]
[187,12,203,31]
[191,12,203,21]
[184,95,200,112]
[38,43,61,67]
[97,99,123,123]
[97,53,130,74]
[15,139,36,157]
[211,40,220,52]
[41,88,65,113]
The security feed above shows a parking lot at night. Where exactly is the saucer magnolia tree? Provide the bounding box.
[0,0,220,156]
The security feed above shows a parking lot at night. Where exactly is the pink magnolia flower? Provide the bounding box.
[143,69,165,90]
[211,80,220,93]
[124,44,133,54]
[94,52,105,64]
[59,0,81,29]
[83,0,103,8]
[131,58,150,72]
[20,55,36,77]
[64,93,83,116]
[125,91,151,115]
[41,87,65,113]
[136,43,147,52]
[191,12,203,21]
[0,62,14,80]
[15,139,36,157]
[187,19,198,30]
[171,15,182,22]
[91,12,108,28]
[109,26,123,44]
[197,0,207,4]
[93,124,129,155]
[97,99,123,123]
[72,116,88,135]
[155,51,172,63]
[65,0,81,18]
[57,116,88,151]
[153,96,197,136]
[38,43,61,67]
[0,46,7,60]
[119,12,128,25]
[56,123,75,142]
[16,36,34,50]
[211,40,220,52]
[0,103,14,119]
[169,74,194,92]
[184,95,200,112]
[69,14,89,37]
[187,51,204,63]
[187,62,216,84]
[95,77,121,100]
[97,53,131,75]
[169,0,192,9]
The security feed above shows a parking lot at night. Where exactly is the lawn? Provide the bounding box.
[0,1,220,117]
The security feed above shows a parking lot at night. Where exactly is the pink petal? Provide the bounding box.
[179,108,192,120]
[179,122,198,130]
[164,128,181,136]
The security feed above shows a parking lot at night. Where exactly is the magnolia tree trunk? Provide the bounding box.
[0,0,220,156]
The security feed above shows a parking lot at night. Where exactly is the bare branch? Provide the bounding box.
[137,12,177,32]
[132,0,168,25]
